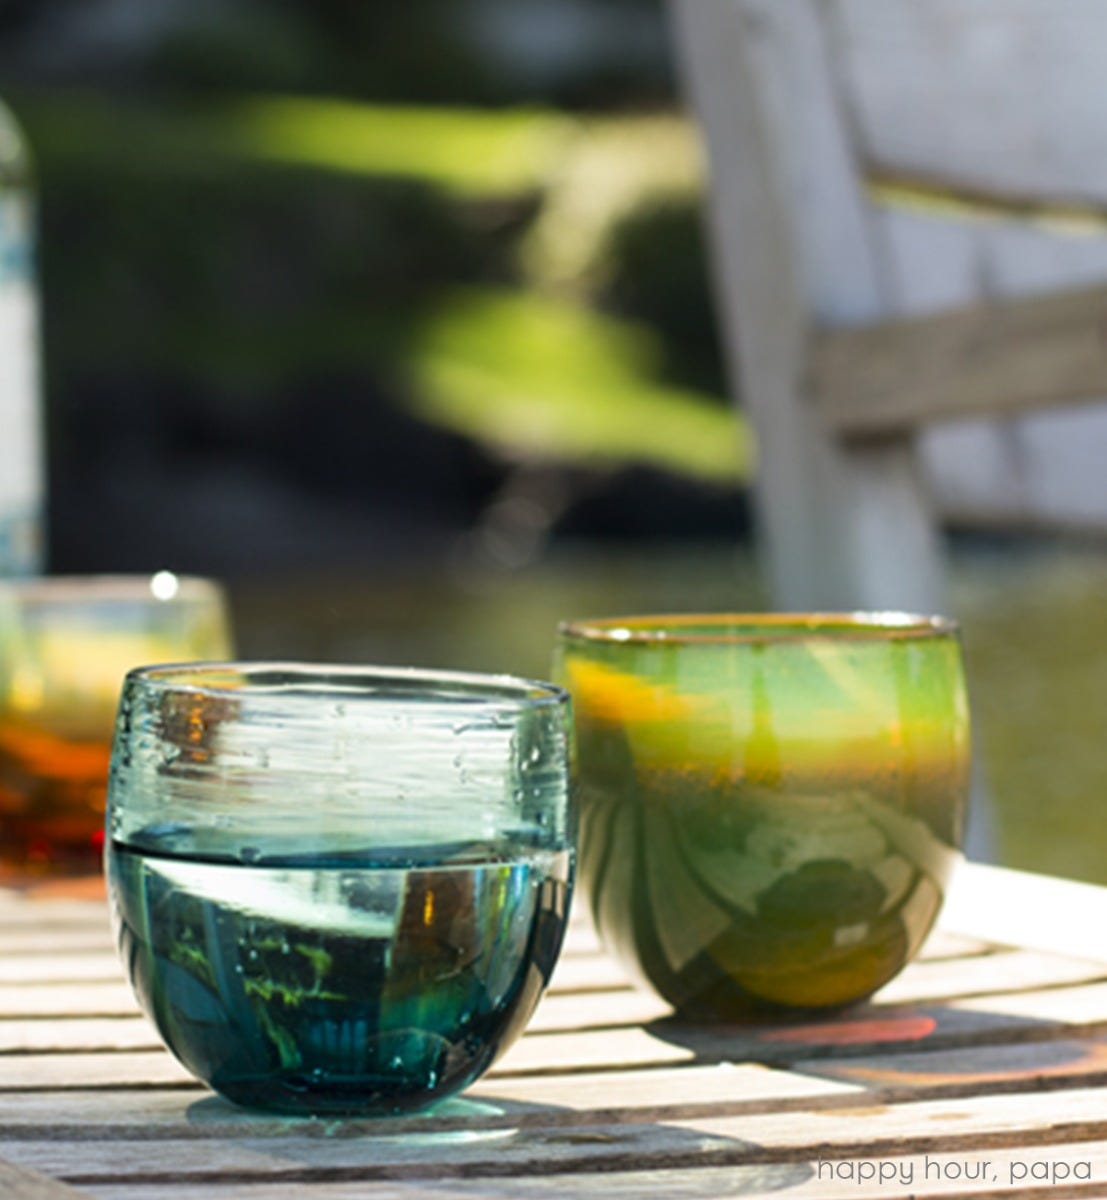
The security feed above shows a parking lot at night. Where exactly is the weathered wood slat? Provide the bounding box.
[0,1017,158,1056]
[917,930,994,961]
[0,893,105,922]
[0,956,124,986]
[944,864,1107,964]
[544,954,628,995]
[8,863,1107,1199]
[508,988,667,1034]
[0,1158,92,1200]
[489,1026,698,1077]
[0,928,995,1027]
[9,1027,1107,1138]
[78,1138,1107,1199]
[1,947,1096,1047]
[0,996,667,1054]
[519,945,1107,1032]
[0,1051,196,1091]
[517,975,1107,1076]
[0,936,616,1000]
[0,903,986,964]
[678,0,1107,582]
[11,1029,1107,1135]
[669,0,945,613]
[561,924,993,968]
[950,978,1107,1027]
[0,983,138,1020]
[563,911,602,954]
[11,969,1107,1095]
[830,0,1107,203]
[8,1084,1107,1186]
[0,930,115,956]
[811,284,1107,437]
[874,950,1107,1006]
[868,201,1107,532]
[1,1126,751,1184]
[524,945,1107,1028]
[0,1066,857,1133]
[804,1034,1107,1096]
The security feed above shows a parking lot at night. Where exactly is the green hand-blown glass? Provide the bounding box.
[554,614,970,1018]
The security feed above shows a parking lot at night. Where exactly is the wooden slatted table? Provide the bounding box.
[5,862,1107,1198]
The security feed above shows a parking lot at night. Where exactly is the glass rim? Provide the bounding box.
[123,660,570,710]
[0,572,224,603]
[557,611,960,646]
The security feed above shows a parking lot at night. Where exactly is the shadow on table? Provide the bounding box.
[184,1093,814,1197]
[174,1000,1107,1196]
[644,1000,1107,1093]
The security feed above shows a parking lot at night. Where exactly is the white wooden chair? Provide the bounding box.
[670,0,1107,614]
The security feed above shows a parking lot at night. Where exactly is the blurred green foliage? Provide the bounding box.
[17,87,746,485]
[411,287,751,481]
[226,97,571,198]
[25,91,571,196]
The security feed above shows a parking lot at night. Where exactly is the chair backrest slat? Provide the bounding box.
[831,0,1107,204]
[673,0,1107,574]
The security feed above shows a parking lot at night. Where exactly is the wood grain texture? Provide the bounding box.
[821,1,1107,535]
[0,1066,858,1133]
[0,1158,91,1199]
[830,0,1107,203]
[0,928,114,955]
[812,284,1107,436]
[0,982,138,1020]
[871,193,1107,532]
[0,953,122,986]
[4,947,1097,1056]
[7,863,1107,1197]
[7,1085,1107,1186]
[78,1140,1107,1199]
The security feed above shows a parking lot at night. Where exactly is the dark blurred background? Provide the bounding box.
[0,0,749,583]
[3,0,1107,882]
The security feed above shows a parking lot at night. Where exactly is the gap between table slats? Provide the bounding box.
[7,1084,1107,1189]
[7,1009,1107,1139]
[4,892,1107,1195]
[68,1144,1107,1200]
[4,1034,1107,1143]
[4,947,1106,1050]
[10,959,1107,1090]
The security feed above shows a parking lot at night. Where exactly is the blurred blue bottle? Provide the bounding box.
[0,99,43,576]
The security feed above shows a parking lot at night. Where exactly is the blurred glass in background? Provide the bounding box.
[0,572,231,879]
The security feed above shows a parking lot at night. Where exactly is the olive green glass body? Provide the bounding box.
[554,614,970,1018]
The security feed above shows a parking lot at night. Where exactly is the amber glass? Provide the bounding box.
[0,574,231,879]
[554,613,970,1018]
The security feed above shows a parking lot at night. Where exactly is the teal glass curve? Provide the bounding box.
[106,663,574,1115]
